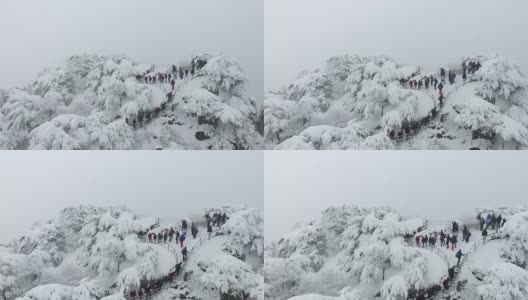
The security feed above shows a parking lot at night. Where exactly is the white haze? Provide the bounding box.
[265,151,528,243]
[265,0,528,91]
[0,151,263,242]
[0,0,263,104]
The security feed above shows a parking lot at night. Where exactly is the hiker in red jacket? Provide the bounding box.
[442,278,449,290]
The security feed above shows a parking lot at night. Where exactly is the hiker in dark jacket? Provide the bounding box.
[175,230,180,243]
[207,223,213,239]
[448,267,455,280]
[171,78,176,91]
[482,228,488,244]
[182,220,188,232]
[175,262,182,275]
[179,232,186,248]
[169,227,175,242]
[191,224,198,239]
[451,235,457,250]
[185,69,189,78]
[157,232,162,243]
[182,246,189,261]
[456,249,464,266]
[440,230,446,246]
[222,213,227,225]
[163,231,168,243]
[179,68,184,80]
[216,213,222,227]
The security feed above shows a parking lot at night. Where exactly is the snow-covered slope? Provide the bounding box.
[265,205,528,300]
[0,205,264,300]
[265,54,528,150]
[0,54,262,150]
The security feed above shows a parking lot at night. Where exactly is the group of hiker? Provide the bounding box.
[479,212,506,231]
[415,221,475,253]
[205,211,228,239]
[145,219,202,249]
[479,212,506,244]
[406,74,444,93]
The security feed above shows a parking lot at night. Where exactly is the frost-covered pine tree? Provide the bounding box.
[477,262,528,300]
[380,275,408,300]
[475,56,528,103]
[200,254,261,299]
[222,208,264,258]
[271,224,326,271]
[500,211,528,267]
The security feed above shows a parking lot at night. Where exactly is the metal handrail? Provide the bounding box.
[457,231,499,270]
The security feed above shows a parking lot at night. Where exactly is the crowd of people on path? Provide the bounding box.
[479,212,506,244]
[205,211,228,238]
[127,219,207,299]
[125,58,209,128]
[414,221,474,253]
[403,66,456,98]
[462,60,482,81]
[388,66,459,142]
[142,219,205,251]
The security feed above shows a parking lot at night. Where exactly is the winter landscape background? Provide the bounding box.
[0,151,264,300]
[265,0,528,150]
[0,1,263,150]
[265,151,528,299]
[1,0,263,103]
[265,0,528,91]
[0,151,263,242]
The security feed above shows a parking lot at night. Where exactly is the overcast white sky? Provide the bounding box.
[265,0,528,91]
[265,151,528,243]
[0,0,263,103]
[0,151,263,242]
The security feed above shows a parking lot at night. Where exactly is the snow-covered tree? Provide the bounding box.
[454,98,528,147]
[76,209,151,277]
[337,209,416,284]
[15,223,65,267]
[222,208,264,257]
[285,70,331,111]
[475,57,528,103]
[264,255,312,299]
[360,132,395,150]
[338,287,364,300]
[275,122,371,150]
[28,114,135,150]
[477,262,528,300]
[380,275,408,300]
[271,225,326,271]
[264,96,308,145]
[454,98,502,131]
[200,254,260,299]
[16,281,105,300]
[200,55,248,98]
[319,206,360,236]
[500,211,528,267]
